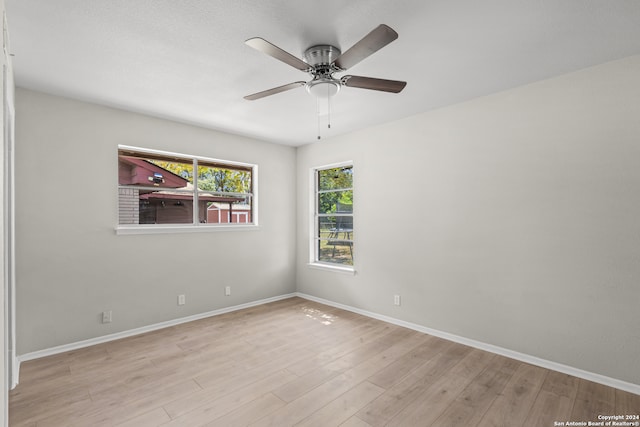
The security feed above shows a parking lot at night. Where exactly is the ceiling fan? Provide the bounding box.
[244,24,407,101]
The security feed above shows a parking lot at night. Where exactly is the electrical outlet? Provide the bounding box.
[102,310,112,323]
[394,295,401,306]
[178,294,186,305]
[225,286,231,296]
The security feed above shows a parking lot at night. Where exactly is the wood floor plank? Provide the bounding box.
[20,344,107,383]
[9,393,93,427]
[250,329,427,427]
[431,355,521,426]
[366,334,448,390]
[10,362,89,409]
[476,363,548,427]
[201,393,287,427]
[283,322,400,377]
[193,344,311,390]
[275,363,345,403]
[150,340,239,371]
[162,370,297,426]
[34,408,113,427]
[250,373,362,427]
[87,354,218,404]
[103,379,202,425]
[9,297,637,427]
[295,381,385,427]
[616,388,640,414]
[17,359,72,384]
[385,349,496,427]
[525,389,574,427]
[356,342,469,427]
[341,416,373,427]
[164,369,297,422]
[83,355,157,396]
[523,371,579,426]
[274,328,422,403]
[114,407,171,427]
[541,369,581,399]
[570,378,616,422]
[9,381,90,417]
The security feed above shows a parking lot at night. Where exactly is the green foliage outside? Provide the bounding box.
[318,166,353,214]
[150,160,251,194]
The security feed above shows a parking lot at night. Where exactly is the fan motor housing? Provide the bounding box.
[304,45,342,97]
[304,45,341,69]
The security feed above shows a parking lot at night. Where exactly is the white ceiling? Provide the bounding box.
[6,1,640,146]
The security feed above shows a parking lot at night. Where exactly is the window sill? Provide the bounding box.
[307,262,356,275]
[116,224,260,235]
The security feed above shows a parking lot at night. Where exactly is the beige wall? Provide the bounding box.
[296,55,640,385]
[15,89,297,354]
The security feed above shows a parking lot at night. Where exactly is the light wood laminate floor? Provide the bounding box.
[9,297,640,426]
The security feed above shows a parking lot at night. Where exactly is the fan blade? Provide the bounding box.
[341,75,406,93]
[245,37,310,71]
[333,24,398,70]
[244,81,306,100]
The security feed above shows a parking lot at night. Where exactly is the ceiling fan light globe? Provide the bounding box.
[305,79,341,98]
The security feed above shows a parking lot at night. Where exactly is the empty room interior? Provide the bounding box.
[1,1,640,426]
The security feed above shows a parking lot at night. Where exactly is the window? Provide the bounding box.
[117,146,256,231]
[313,163,354,267]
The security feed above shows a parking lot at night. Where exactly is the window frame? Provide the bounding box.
[116,145,258,235]
[309,161,355,273]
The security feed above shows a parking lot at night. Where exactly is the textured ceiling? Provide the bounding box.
[6,0,640,146]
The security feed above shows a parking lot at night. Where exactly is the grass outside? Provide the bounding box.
[318,231,353,265]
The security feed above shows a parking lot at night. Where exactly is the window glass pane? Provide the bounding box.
[119,154,195,225]
[137,189,195,224]
[318,217,354,239]
[204,195,252,224]
[317,239,353,265]
[334,215,353,233]
[119,155,193,188]
[317,214,353,265]
[318,216,335,240]
[197,165,253,224]
[317,190,353,215]
[318,166,353,191]
[196,165,251,193]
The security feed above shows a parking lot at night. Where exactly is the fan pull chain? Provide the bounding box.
[327,83,331,130]
[315,87,334,140]
[317,96,321,140]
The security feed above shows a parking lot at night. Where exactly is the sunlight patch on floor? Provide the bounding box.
[301,306,336,326]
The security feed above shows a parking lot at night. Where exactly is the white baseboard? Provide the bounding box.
[296,292,640,396]
[10,352,18,390]
[16,293,297,371]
